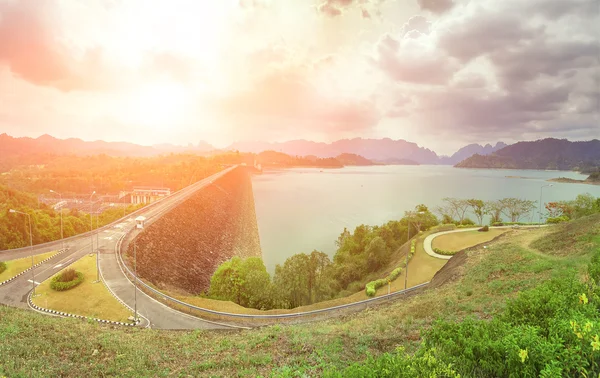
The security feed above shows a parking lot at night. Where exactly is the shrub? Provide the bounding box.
[0,261,6,274]
[50,270,84,291]
[459,218,476,226]
[478,225,489,232]
[433,247,455,256]
[492,222,504,226]
[547,215,569,224]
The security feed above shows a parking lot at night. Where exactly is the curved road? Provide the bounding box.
[423,225,549,259]
[0,167,240,330]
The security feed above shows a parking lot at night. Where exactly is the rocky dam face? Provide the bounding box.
[124,166,262,295]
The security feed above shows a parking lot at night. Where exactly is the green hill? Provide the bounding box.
[1,215,599,377]
[455,138,600,171]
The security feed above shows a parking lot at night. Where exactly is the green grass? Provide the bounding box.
[530,213,600,256]
[432,228,507,252]
[0,251,58,282]
[31,255,133,323]
[1,218,598,377]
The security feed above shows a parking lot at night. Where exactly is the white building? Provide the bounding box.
[131,187,171,205]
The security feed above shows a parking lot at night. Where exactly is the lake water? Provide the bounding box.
[251,165,600,273]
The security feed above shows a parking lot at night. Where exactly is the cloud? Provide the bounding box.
[361,8,371,18]
[210,63,381,139]
[0,0,120,91]
[374,33,459,84]
[317,0,356,17]
[417,0,455,14]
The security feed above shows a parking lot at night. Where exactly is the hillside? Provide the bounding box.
[455,138,600,170]
[229,138,440,164]
[1,215,598,376]
[334,153,375,166]
[0,134,216,172]
[438,142,507,165]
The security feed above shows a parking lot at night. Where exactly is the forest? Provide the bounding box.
[208,194,600,311]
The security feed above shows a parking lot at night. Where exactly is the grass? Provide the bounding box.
[530,213,600,256]
[1,217,598,377]
[31,254,133,323]
[155,231,447,317]
[432,228,507,252]
[0,251,58,282]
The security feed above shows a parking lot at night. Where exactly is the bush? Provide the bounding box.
[458,218,476,226]
[0,261,6,274]
[365,240,417,297]
[547,215,569,224]
[433,247,456,256]
[50,269,84,291]
[492,222,504,226]
[478,225,489,232]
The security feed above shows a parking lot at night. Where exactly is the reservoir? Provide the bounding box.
[252,165,600,273]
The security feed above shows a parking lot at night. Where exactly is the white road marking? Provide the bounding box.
[27,280,41,285]
[53,263,63,269]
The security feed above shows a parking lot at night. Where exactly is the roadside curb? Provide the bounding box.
[0,248,69,287]
[28,291,141,327]
[97,253,150,328]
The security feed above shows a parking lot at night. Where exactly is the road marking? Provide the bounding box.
[53,263,63,269]
[27,280,41,285]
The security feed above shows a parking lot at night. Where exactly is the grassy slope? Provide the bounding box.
[0,251,58,282]
[160,230,447,316]
[432,228,507,252]
[31,254,133,322]
[1,216,598,377]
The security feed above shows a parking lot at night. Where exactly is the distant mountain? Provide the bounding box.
[374,158,419,165]
[0,134,218,172]
[439,142,508,165]
[456,138,600,171]
[335,153,376,166]
[228,138,439,164]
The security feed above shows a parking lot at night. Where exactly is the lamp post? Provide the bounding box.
[134,240,138,322]
[539,184,553,226]
[9,209,36,296]
[405,211,425,290]
[49,190,64,251]
[89,191,100,282]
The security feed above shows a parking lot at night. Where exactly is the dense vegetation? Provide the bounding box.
[1,213,598,377]
[256,150,344,168]
[0,185,145,250]
[209,205,438,309]
[0,152,244,250]
[455,138,600,170]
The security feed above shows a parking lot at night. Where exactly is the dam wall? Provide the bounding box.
[124,166,261,294]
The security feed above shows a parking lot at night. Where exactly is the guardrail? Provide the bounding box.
[115,231,429,325]
[0,166,237,256]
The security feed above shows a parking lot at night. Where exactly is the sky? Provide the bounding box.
[0,0,598,155]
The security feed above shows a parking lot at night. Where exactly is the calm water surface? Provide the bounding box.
[252,165,600,273]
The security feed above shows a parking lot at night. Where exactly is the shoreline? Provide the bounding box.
[547,177,600,186]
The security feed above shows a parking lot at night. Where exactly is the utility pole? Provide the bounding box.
[50,190,64,251]
[539,184,553,227]
[134,240,138,322]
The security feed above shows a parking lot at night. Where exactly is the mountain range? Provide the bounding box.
[456,138,600,171]
[0,134,507,167]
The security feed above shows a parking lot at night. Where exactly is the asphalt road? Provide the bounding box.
[0,167,239,329]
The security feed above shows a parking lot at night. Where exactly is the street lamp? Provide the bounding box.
[405,211,425,290]
[89,191,100,282]
[49,190,64,251]
[9,209,36,296]
[539,184,553,226]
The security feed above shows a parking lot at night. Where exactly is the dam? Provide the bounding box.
[123,166,261,295]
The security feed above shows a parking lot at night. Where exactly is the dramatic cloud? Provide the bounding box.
[374,33,459,84]
[317,0,356,17]
[211,63,381,139]
[417,0,454,14]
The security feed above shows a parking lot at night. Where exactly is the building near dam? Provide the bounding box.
[129,187,171,205]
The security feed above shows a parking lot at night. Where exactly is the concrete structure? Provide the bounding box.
[135,216,146,229]
[131,187,171,205]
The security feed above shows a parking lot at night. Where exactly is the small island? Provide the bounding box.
[548,171,600,185]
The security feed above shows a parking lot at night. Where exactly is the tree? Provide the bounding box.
[208,257,272,309]
[500,198,536,222]
[273,254,311,309]
[407,204,439,232]
[467,199,487,226]
[366,237,388,271]
[439,198,470,225]
[485,200,505,224]
[572,193,599,218]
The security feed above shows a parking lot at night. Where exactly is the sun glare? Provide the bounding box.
[122,82,190,130]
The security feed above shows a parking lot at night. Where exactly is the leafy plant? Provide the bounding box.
[0,261,6,275]
[50,269,84,291]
